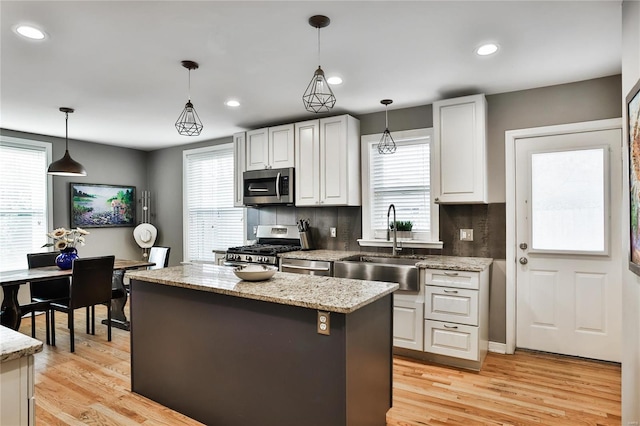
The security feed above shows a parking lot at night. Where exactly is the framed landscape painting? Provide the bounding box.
[628,78,640,276]
[70,183,136,228]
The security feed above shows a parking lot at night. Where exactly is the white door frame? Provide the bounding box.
[505,118,622,354]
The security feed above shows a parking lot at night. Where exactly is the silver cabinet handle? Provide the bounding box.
[276,172,281,200]
[443,324,458,329]
[443,289,458,294]
[444,271,459,276]
[247,186,268,192]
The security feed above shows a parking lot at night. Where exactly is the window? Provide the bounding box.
[0,137,52,272]
[183,144,244,262]
[360,128,440,247]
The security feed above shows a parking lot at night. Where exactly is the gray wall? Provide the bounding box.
[1,128,148,261]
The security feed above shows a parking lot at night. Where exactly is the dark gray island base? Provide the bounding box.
[127,264,397,426]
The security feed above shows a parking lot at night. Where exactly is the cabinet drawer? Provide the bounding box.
[425,286,478,326]
[424,320,479,361]
[425,269,479,290]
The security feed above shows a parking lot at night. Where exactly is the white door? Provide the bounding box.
[515,128,622,362]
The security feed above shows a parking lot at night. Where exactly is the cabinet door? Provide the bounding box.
[246,128,269,170]
[269,124,295,169]
[320,115,348,205]
[393,298,424,351]
[295,120,320,206]
[433,94,487,203]
[233,132,246,207]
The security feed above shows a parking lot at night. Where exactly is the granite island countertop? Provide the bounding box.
[1,326,43,363]
[280,250,492,272]
[126,263,398,314]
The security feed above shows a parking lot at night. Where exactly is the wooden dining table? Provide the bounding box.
[0,259,153,331]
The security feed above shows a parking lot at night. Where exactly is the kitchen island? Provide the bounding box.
[126,263,398,426]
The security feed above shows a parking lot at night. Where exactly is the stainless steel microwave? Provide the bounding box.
[243,167,294,206]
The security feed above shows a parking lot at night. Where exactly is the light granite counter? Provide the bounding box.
[126,263,398,314]
[279,250,492,272]
[1,325,43,363]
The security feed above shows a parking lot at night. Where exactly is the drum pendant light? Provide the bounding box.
[302,15,336,113]
[377,99,396,154]
[47,107,87,176]
[175,60,203,136]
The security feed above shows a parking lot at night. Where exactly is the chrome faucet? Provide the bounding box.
[387,203,401,256]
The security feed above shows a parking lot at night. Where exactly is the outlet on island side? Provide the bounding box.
[317,311,330,335]
[330,227,337,238]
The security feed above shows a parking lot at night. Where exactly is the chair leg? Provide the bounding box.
[107,301,112,342]
[45,310,50,345]
[86,306,90,334]
[91,305,96,335]
[70,309,75,353]
[51,309,56,346]
[31,311,36,338]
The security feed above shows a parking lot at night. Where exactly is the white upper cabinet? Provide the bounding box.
[233,132,246,207]
[245,124,294,171]
[295,115,361,206]
[432,94,488,204]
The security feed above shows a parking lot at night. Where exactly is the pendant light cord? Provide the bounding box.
[188,69,192,102]
[317,26,321,67]
[385,105,389,129]
[65,111,69,151]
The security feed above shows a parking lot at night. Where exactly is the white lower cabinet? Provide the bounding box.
[423,268,489,370]
[0,355,36,426]
[393,296,424,351]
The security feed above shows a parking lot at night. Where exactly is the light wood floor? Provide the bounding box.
[19,306,621,425]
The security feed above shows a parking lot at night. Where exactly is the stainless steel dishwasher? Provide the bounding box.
[279,258,333,276]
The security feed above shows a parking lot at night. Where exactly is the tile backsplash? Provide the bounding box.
[247,203,506,260]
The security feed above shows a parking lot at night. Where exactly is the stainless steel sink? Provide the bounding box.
[333,255,419,292]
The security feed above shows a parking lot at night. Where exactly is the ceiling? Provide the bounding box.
[0,1,622,151]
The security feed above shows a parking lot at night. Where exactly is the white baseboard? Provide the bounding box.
[489,341,507,354]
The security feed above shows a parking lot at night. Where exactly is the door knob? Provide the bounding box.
[519,257,528,265]
[519,242,528,250]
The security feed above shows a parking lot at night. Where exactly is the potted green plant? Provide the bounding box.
[390,220,413,240]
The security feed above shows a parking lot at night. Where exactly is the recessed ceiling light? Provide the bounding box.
[15,25,46,40]
[476,43,499,56]
[225,100,240,107]
[327,76,343,85]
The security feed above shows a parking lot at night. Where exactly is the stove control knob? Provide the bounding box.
[246,256,252,262]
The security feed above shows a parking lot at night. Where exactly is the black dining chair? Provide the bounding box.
[50,255,115,353]
[25,252,71,344]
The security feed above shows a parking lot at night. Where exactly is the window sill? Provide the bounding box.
[357,239,444,250]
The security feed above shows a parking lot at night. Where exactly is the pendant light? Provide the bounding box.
[175,60,203,136]
[377,99,396,154]
[47,107,87,176]
[302,15,336,113]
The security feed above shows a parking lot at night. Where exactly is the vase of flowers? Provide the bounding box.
[42,227,89,270]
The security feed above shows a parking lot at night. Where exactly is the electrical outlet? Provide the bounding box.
[317,311,330,335]
[330,227,337,238]
[252,226,258,236]
[460,229,474,241]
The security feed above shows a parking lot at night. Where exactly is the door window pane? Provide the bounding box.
[530,148,605,252]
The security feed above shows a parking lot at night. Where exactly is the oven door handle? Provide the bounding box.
[282,264,330,272]
[275,172,281,200]
[247,185,269,192]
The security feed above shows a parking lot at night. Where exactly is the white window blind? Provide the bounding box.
[369,140,431,233]
[0,139,51,272]
[183,144,243,261]
[361,128,437,243]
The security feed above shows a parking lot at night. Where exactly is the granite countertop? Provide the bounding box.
[279,250,492,272]
[1,326,43,363]
[126,264,398,314]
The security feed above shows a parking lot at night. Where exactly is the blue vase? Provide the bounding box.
[56,247,78,270]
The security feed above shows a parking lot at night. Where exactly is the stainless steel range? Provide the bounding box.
[225,225,301,266]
